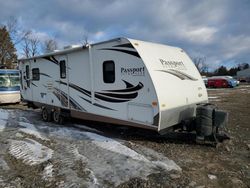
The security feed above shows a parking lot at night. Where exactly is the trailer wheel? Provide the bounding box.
[53,110,64,124]
[42,108,51,122]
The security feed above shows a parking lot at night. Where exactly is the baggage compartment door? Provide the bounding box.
[128,103,153,124]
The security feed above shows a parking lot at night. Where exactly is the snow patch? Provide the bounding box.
[0,109,8,119]
[84,131,181,171]
[0,157,9,170]
[50,126,181,172]
[73,124,102,134]
[0,110,9,132]
[42,164,54,181]
[152,161,181,171]
[0,122,6,132]
[208,174,217,180]
[19,122,49,141]
[88,169,99,185]
[72,147,88,163]
[9,138,53,165]
[131,144,182,171]
[84,131,149,162]
[71,146,99,185]
[48,125,181,186]
[208,96,221,102]
[19,116,29,122]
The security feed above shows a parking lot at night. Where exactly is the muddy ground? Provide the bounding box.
[0,85,249,188]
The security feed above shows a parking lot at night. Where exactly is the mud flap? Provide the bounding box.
[196,104,229,145]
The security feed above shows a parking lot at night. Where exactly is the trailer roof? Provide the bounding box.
[18,37,123,61]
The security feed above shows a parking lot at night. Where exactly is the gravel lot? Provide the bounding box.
[0,84,249,188]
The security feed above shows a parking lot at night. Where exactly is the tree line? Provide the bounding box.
[0,18,58,69]
[192,56,249,77]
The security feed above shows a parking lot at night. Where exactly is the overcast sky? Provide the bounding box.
[0,0,249,69]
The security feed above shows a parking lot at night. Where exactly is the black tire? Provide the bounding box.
[42,108,51,122]
[53,110,64,124]
[196,104,215,137]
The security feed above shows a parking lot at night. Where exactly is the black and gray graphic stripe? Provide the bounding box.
[57,80,143,105]
[43,56,59,65]
[99,48,140,58]
[79,96,116,111]
[31,82,38,87]
[157,69,198,81]
[113,43,134,49]
[40,73,52,78]
[53,87,85,111]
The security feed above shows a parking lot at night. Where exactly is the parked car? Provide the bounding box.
[227,78,238,88]
[207,76,238,88]
[207,78,229,88]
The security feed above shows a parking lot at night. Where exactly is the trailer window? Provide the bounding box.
[26,65,30,79]
[60,60,66,79]
[103,61,115,83]
[32,68,40,81]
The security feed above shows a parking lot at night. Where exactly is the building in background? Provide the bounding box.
[237,68,250,82]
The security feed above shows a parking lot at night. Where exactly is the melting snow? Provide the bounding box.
[84,131,150,162]
[19,122,49,141]
[71,147,99,185]
[50,126,181,172]
[0,157,9,170]
[208,174,217,180]
[1,109,181,187]
[73,124,102,134]
[42,164,54,181]
[49,126,181,186]
[72,147,88,163]
[8,138,53,165]
[19,116,29,122]
[0,110,8,132]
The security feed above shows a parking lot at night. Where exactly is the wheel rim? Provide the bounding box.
[54,111,59,122]
[42,109,48,120]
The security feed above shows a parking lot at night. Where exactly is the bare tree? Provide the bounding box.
[21,32,40,58]
[22,37,31,58]
[43,39,58,53]
[192,56,208,73]
[6,17,31,46]
[82,35,89,46]
[30,37,40,56]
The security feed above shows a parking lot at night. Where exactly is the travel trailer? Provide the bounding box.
[0,69,20,104]
[18,38,227,142]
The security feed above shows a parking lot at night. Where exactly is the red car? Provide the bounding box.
[207,78,229,88]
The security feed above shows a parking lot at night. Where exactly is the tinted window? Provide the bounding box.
[60,60,66,79]
[103,60,115,83]
[32,68,40,81]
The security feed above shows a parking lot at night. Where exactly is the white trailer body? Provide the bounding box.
[19,38,208,133]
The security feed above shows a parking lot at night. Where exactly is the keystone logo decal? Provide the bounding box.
[121,67,145,76]
[159,58,187,70]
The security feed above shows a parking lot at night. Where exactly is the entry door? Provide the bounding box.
[21,60,33,101]
[58,56,69,108]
